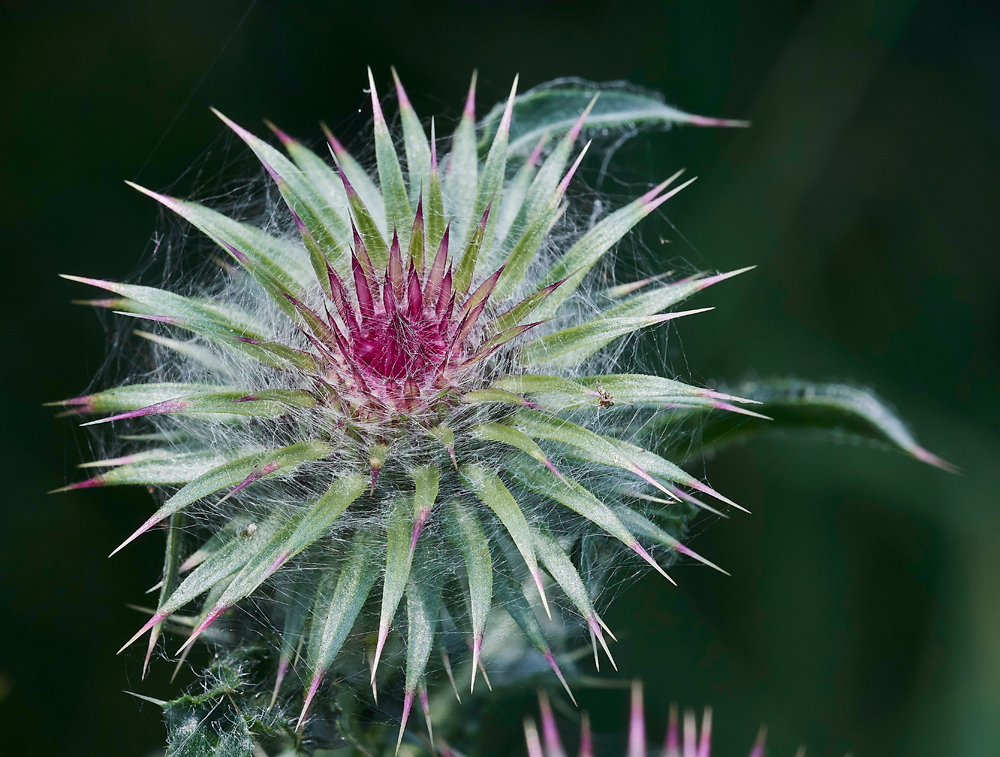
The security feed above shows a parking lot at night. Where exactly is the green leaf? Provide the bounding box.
[145,512,185,675]
[55,450,234,492]
[51,383,239,413]
[60,276,316,371]
[480,78,748,157]
[392,68,433,205]
[686,379,956,471]
[276,134,352,235]
[81,388,317,426]
[322,122,388,235]
[404,567,442,694]
[472,423,562,480]
[614,504,727,574]
[126,182,315,292]
[425,120,447,256]
[154,515,284,620]
[530,525,614,668]
[445,72,478,245]
[534,171,695,318]
[467,77,517,259]
[499,96,595,258]
[191,475,366,641]
[460,463,549,618]
[305,531,380,698]
[374,495,416,679]
[368,68,412,244]
[603,268,753,321]
[443,500,492,671]
[133,331,233,377]
[520,311,710,368]
[495,134,546,246]
[212,111,351,277]
[110,440,333,556]
[509,461,637,549]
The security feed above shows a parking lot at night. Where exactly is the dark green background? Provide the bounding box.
[1,0,997,754]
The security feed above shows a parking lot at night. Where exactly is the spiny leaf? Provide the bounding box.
[52,450,234,492]
[614,504,727,574]
[212,110,350,275]
[468,75,517,259]
[109,440,333,557]
[500,95,597,258]
[178,474,367,653]
[472,423,563,481]
[301,531,380,727]
[531,525,616,670]
[684,379,956,471]
[126,182,316,292]
[133,331,232,377]
[479,78,748,157]
[460,463,550,619]
[425,118,447,255]
[144,512,185,678]
[494,560,575,704]
[443,500,492,691]
[495,131,549,246]
[322,122,388,233]
[404,566,442,694]
[81,388,316,426]
[534,171,695,318]
[51,383,239,414]
[445,72,478,244]
[373,496,416,683]
[392,67,432,205]
[520,310,711,368]
[60,276,315,370]
[368,68,412,244]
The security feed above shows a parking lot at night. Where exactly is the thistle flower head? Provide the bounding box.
[56,70,944,745]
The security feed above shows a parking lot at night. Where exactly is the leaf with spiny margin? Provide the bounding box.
[60,277,316,370]
[604,268,752,320]
[375,496,415,676]
[472,423,560,479]
[341,171,389,270]
[499,96,596,258]
[614,504,727,574]
[426,125,447,255]
[467,77,516,259]
[56,450,234,491]
[445,72,478,244]
[492,560,561,681]
[482,280,562,342]
[495,134,545,246]
[443,501,492,653]
[156,515,283,618]
[479,78,748,157]
[404,566,442,693]
[322,124,387,236]
[674,379,956,471]
[277,135,351,222]
[146,512,185,676]
[212,111,350,278]
[199,474,367,624]
[112,440,333,556]
[83,388,316,425]
[511,409,711,503]
[51,383,238,413]
[453,210,487,298]
[368,69,412,245]
[521,311,709,368]
[127,183,315,292]
[509,460,640,550]
[133,331,232,377]
[534,173,694,318]
[530,525,601,628]
[392,68,432,206]
[277,573,315,663]
[460,463,548,618]
[306,531,380,687]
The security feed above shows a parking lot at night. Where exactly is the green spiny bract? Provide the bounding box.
[54,70,948,749]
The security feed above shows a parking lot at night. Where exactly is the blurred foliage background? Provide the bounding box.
[1,0,997,755]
